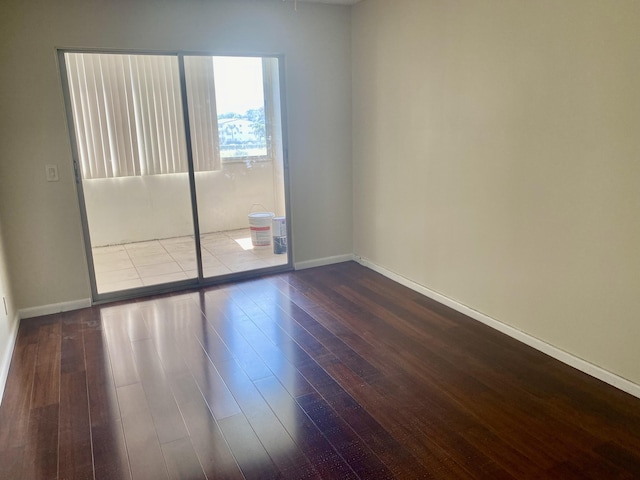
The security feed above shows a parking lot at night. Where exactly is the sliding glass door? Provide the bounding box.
[185,55,288,278]
[60,51,290,300]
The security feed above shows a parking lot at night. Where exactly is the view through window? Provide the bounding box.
[213,56,269,159]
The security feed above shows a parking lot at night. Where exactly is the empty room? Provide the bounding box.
[1,0,639,478]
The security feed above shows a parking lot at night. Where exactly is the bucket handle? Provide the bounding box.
[249,203,268,213]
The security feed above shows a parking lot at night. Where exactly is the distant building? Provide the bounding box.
[218,118,259,144]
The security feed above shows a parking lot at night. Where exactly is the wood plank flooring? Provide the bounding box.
[1,262,640,479]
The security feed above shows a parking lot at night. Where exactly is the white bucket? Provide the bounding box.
[248,212,274,246]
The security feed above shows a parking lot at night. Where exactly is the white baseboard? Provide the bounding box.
[0,312,20,405]
[357,256,640,400]
[294,254,355,271]
[1,298,91,403]
[18,298,92,320]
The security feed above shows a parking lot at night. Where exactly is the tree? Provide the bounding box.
[246,107,266,144]
[218,112,242,120]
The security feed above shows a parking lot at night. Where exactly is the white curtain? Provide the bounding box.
[184,56,220,173]
[65,53,221,180]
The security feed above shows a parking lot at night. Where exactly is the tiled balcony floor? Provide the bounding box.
[92,229,288,293]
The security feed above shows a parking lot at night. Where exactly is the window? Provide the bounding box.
[213,56,270,160]
[65,53,275,180]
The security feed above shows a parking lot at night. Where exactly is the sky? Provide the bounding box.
[212,56,265,116]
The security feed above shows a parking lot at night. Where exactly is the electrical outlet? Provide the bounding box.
[46,164,59,182]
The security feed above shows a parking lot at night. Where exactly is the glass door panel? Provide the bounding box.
[184,55,289,278]
[64,52,198,294]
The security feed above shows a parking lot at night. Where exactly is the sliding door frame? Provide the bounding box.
[57,48,293,304]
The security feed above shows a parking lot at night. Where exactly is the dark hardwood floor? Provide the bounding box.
[1,262,640,479]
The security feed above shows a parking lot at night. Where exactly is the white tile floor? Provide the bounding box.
[92,229,287,293]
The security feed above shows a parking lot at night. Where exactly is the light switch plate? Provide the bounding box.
[46,164,59,182]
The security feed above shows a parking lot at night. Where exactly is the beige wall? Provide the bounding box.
[0,0,353,309]
[352,0,640,385]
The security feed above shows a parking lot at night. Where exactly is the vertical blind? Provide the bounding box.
[65,53,221,180]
